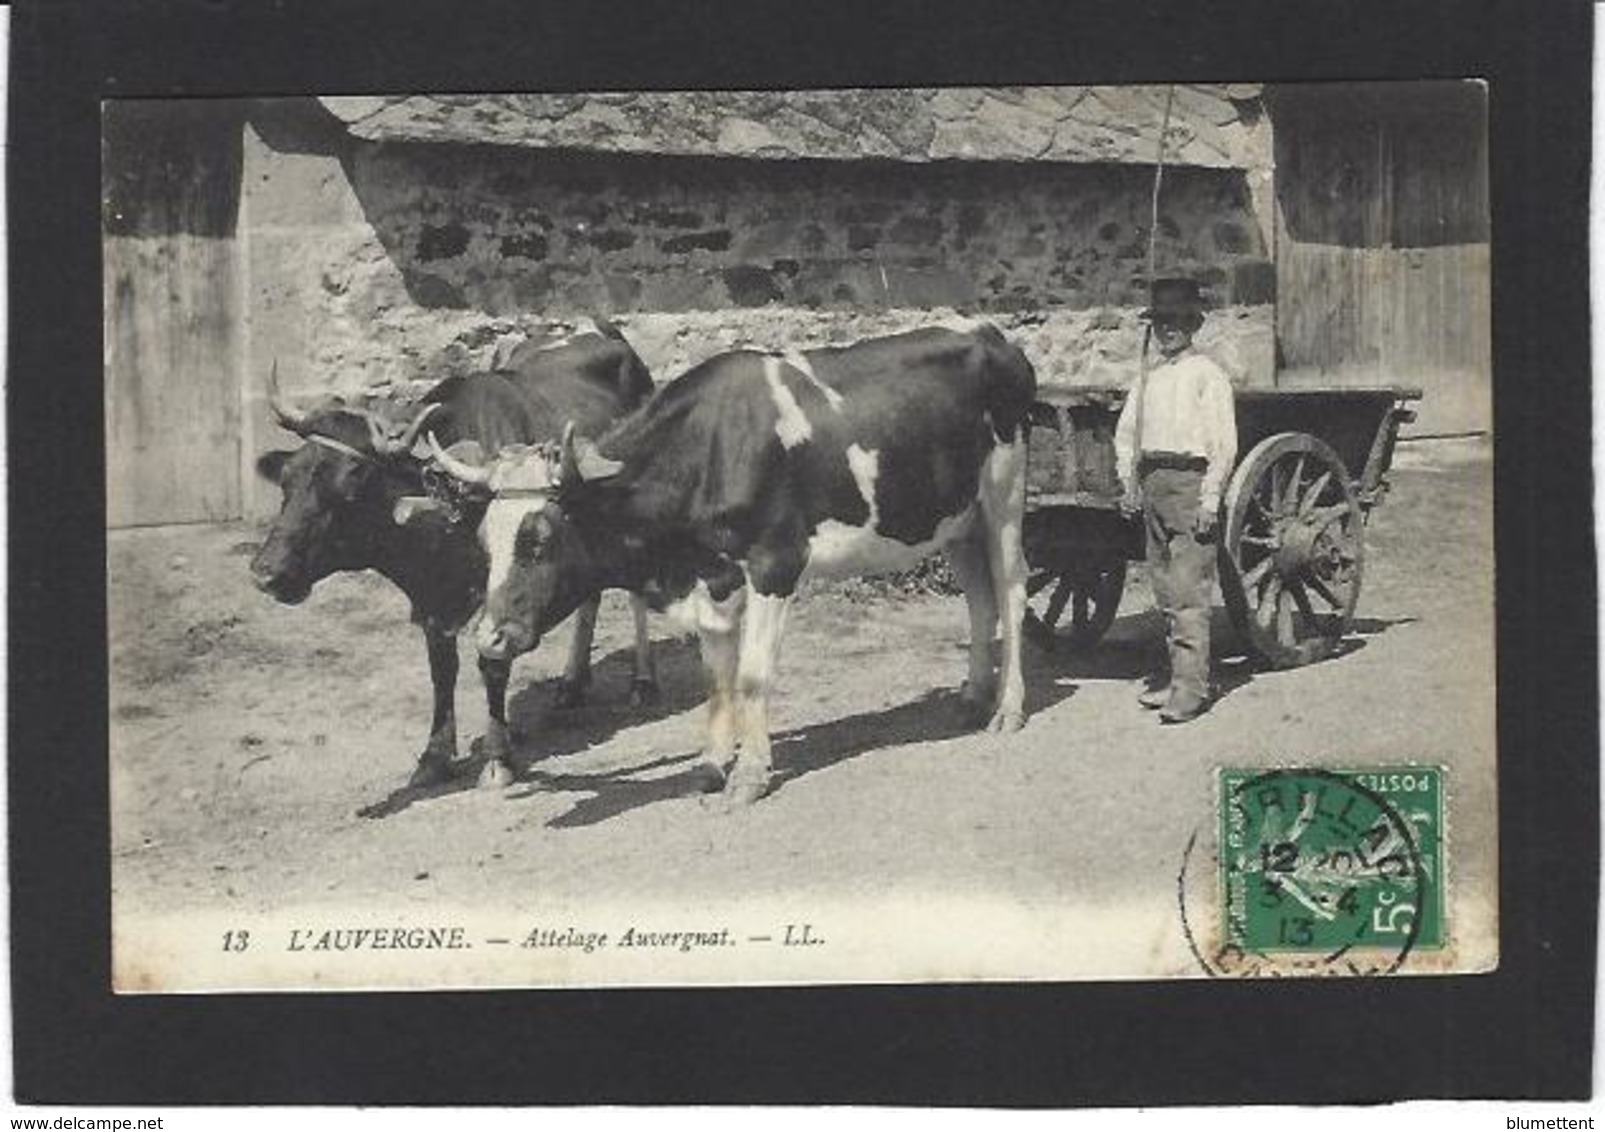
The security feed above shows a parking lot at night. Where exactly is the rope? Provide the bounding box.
[1130,83,1176,478]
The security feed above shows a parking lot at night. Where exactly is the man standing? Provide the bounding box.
[1114,278,1238,723]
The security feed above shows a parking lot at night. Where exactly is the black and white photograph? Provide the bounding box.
[102,81,1501,992]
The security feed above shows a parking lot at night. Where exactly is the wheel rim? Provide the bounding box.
[1220,434,1365,668]
[1023,558,1129,652]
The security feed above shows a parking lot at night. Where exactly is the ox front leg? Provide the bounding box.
[946,537,999,727]
[695,615,741,793]
[981,439,1029,733]
[723,590,790,807]
[409,626,460,787]
[477,653,516,788]
[554,595,600,710]
[628,593,660,706]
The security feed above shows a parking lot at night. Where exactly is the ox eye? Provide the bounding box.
[514,516,550,562]
[333,464,368,501]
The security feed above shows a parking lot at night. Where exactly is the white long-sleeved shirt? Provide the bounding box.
[1113,349,1238,511]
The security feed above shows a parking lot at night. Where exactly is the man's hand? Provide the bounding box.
[1196,505,1219,540]
[1119,488,1143,517]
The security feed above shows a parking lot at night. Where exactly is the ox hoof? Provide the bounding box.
[716,770,772,809]
[985,710,1027,735]
[957,697,994,729]
[407,757,454,789]
[959,678,997,702]
[477,759,515,790]
[481,721,514,761]
[959,680,997,715]
[689,761,727,794]
[629,679,661,708]
[552,679,589,711]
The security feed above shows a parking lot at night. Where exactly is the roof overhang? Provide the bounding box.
[321,85,1268,169]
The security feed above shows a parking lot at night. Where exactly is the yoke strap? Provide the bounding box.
[308,433,369,460]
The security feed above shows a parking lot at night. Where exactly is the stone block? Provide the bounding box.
[722,265,784,307]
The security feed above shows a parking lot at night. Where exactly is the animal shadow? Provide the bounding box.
[355,636,703,818]
[536,672,1080,826]
[502,636,704,767]
[1036,609,1417,712]
[768,687,1009,793]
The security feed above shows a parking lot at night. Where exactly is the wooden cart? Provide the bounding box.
[1022,384,1422,668]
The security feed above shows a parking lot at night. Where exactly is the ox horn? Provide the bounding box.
[559,421,624,483]
[559,422,581,484]
[367,402,441,456]
[266,360,313,433]
[426,431,493,486]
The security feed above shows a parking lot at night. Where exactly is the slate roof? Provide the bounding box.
[321,85,1267,169]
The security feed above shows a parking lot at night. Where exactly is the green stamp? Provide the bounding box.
[1215,766,1444,974]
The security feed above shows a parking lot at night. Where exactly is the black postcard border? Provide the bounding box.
[9,0,1596,1106]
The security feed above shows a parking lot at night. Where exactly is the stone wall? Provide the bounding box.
[345,139,1272,323]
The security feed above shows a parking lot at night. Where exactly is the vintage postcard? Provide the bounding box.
[105,82,1496,992]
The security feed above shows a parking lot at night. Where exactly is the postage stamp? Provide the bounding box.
[1207,766,1445,976]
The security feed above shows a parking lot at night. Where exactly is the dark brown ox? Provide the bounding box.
[251,321,658,793]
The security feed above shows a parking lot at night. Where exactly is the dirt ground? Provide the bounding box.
[108,447,1496,981]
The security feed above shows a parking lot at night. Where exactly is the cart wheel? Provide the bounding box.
[1023,558,1129,652]
[1220,433,1365,668]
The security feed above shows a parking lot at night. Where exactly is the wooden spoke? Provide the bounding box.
[1071,590,1091,630]
[1275,587,1296,645]
[1304,572,1349,611]
[1289,455,1307,508]
[1042,576,1073,627]
[1026,571,1056,597]
[1299,471,1334,517]
[1240,532,1278,548]
[1305,501,1356,528]
[1242,555,1276,591]
[1255,575,1283,629]
[1289,581,1318,622]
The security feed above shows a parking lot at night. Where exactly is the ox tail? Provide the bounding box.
[974,323,1038,444]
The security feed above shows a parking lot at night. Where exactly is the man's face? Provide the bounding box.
[1152,317,1194,357]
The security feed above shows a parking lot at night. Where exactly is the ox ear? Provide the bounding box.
[559,421,623,484]
[256,449,293,484]
[391,495,447,526]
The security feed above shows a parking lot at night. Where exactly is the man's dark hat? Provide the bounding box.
[1140,277,1208,322]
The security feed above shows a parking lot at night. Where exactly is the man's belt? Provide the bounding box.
[1138,450,1209,472]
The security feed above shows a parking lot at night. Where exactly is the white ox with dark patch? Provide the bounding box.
[429,325,1037,805]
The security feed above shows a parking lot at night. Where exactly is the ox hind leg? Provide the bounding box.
[409,625,460,787]
[476,652,515,788]
[979,437,1029,733]
[945,536,1000,727]
[690,587,744,793]
[723,589,790,807]
[553,595,601,710]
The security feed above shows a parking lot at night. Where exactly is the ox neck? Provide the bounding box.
[553,482,642,593]
[370,479,480,601]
